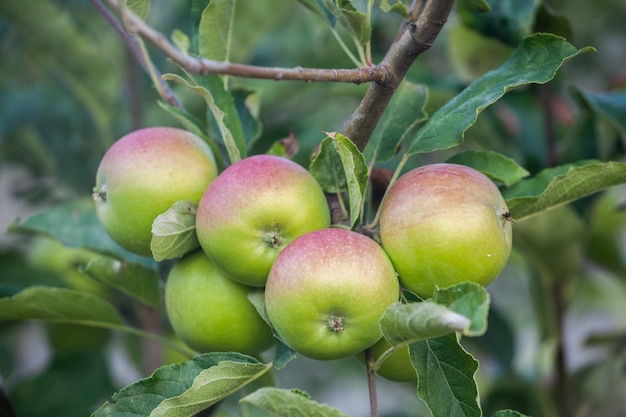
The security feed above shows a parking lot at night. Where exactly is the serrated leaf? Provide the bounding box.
[198,0,235,62]
[81,258,161,307]
[379,0,409,17]
[241,387,350,417]
[446,150,529,186]
[150,360,273,417]
[0,286,122,326]
[503,160,626,221]
[410,333,480,417]
[433,283,490,337]
[6,198,154,267]
[407,34,593,155]
[150,201,200,262]
[92,353,264,417]
[364,81,429,163]
[379,301,471,346]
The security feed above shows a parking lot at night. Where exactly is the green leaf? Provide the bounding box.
[460,0,491,13]
[407,34,593,155]
[125,0,150,19]
[81,258,161,307]
[574,89,626,139]
[163,73,246,164]
[150,360,273,417]
[379,301,471,346]
[309,133,368,228]
[433,283,490,337]
[364,81,429,163]
[150,201,200,262]
[198,0,235,62]
[411,333,480,417]
[296,0,336,25]
[379,0,409,17]
[503,160,626,221]
[92,353,266,417]
[446,150,529,186]
[6,198,154,267]
[0,286,122,326]
[335,0,371,46]
[171,29,191,55]
[493,411,530,417]
[241,387,350,417]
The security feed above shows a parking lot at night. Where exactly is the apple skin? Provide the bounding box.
[164,251,275,356]
[265,228,400,361]
[360,338,416,383]
[380,163,512,299]
[93,127,217,257]
[195,154,331,287]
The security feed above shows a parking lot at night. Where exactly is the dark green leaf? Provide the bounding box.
[198,0,235,62]
[365,81,429,163]
[433,283,490,337]
[504,160,626,221]
[460,0,491,13]
[493,411,530,417]
[81,258,161,307]
[379,301,471,345]
[446,150,529,186]
[574,89,626,139]
[407,34,593,155]
[241,387,350,417]
[92,353,267,417]
[150,201,200,262]
[411,333,480,417]
[0,286,122,326]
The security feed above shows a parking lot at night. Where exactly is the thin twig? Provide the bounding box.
[101,0,387,85]
[364,348,379,417]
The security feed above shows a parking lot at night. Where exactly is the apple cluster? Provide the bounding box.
[93,127,512,375]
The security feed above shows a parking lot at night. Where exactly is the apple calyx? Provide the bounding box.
[327,315,345,333]
[263,224,284,249]
[92,184,107,203]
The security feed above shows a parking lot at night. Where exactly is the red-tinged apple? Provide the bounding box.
[195,154,331,287]
[379,163,513,299]
[164,251,274,356]
[265,228,400,360]
[93,127,217,256]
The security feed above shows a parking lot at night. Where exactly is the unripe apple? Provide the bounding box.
[360,338,416,382]
[93,127,217,257]
[195,154,331,287]
[379,163,512,299]
[265,228,400,361]
[164,251,275,356]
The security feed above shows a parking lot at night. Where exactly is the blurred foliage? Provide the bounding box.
[0,0,625,416]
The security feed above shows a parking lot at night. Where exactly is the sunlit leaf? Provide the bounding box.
[150,201,199,262]
[0,286,122,326]
[446,150,529,186]
[81,258,161,307]
[379,301,471,346]
[411,333,480,417]
[407,34,593,155]
[241,387,349,417]
[433,282,490,337]
[504,160,626,221]
[91,353,266,417]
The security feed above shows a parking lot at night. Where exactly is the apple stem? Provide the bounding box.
[365,154,410,230]
[364,348,379,417]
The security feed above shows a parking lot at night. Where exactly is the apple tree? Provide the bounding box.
[1,1,626,417]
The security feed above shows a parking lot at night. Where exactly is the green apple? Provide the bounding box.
[360,338,416,383]
[265,228,400,360]
[195,154,331,287]
[379,163,512,299]
[93,127,217,257]
[164,251,274,356]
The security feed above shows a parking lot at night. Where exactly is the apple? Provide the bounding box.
[264,228,400,360]
[360,338,416,383]
[379,163,512,299]
[195,154,331,287]
[164,251,275,356]
[93,127,217,257]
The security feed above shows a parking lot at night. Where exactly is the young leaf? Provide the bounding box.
[198,0,235,62]
[503,160,626,221]
[150,201,200,262]
[0,286,122,327]
[364,81,429,164]
[410,333,481,417]
[446,150,530,186]
[92,352,265,417]
[125,0,151,19]
[433,282,490,337]
[407,33,594,155]
[241,387,350,417]
[81,257,161,307]
[150,360,273,417]
[379,301,471,346]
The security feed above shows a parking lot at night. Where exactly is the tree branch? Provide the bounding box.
[101,0,387,85]
[343,0,455,151]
